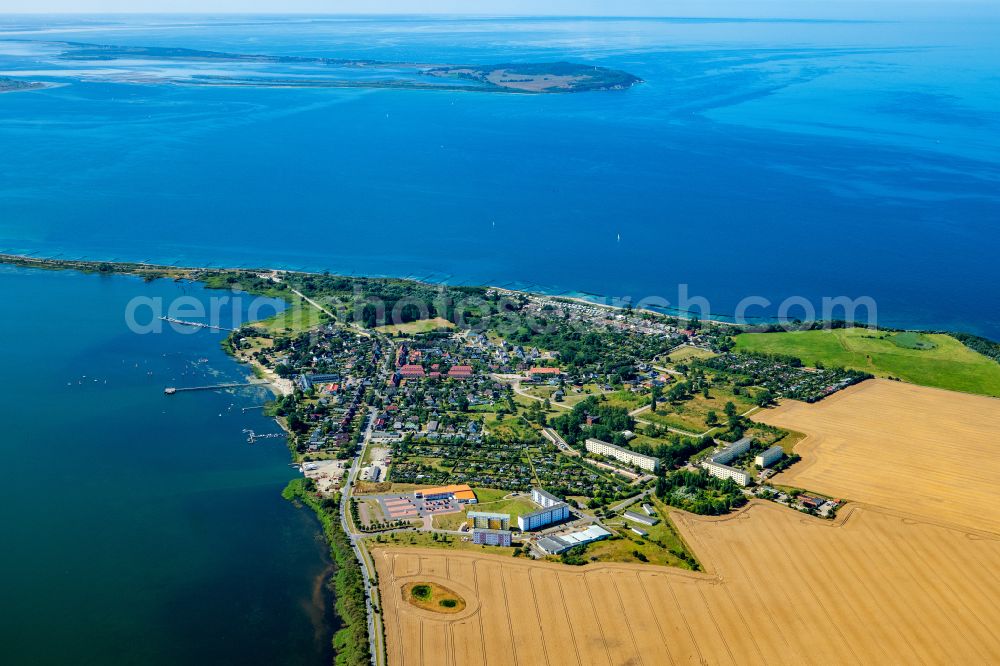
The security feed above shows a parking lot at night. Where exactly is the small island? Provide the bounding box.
[46,40,642,94]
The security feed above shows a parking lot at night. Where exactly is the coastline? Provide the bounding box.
[3,252,999,344]
[5,252,999,666]
[283,479,372,666]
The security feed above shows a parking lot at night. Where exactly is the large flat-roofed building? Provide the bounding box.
[467,511,511,530]
[704,461,752,486]
[755,445,784,468]
[536,525,612,555]
[531,487,563,508]
[585,438,660,472]
[472,528,512,547]
[711,436,753,465]
[413,484,478,503]
[624,510,659,526]
[518,502,570,531]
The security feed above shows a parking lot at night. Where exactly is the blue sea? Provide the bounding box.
[0,14,998,337]
[0,14,998,666]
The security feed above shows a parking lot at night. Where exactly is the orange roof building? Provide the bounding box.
[413,484,477,503]
[529,366,563,376]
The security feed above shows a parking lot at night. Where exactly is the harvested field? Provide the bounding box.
[375,501,1000,665]
[375,378,1000,665]
[754,378,1000,534]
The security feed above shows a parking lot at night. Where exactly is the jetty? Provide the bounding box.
[164,382,268,395]
[243,429,286,444]
[158,316,234,332]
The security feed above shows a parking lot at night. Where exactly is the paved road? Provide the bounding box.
[338,406,385,666]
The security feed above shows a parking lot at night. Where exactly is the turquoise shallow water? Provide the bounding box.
[0,266,331,665]
[0,15,997,337]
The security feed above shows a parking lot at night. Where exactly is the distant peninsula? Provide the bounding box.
[48,41,642,93]
[0,76,47,93]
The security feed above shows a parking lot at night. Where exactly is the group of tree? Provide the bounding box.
[548,396,635,445]
[655,469,748,516]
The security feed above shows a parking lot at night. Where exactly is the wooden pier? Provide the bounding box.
[164,382,268,395]
[158,316,234,332]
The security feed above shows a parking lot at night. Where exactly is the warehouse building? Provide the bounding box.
[472,528,513,547]
[624,510,659,526]
[536,525,612,555]
[584,438,660,472]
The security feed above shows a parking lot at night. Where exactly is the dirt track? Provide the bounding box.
[374,379,1000,665]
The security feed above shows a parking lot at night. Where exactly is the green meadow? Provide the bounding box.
[734,328,1000,397]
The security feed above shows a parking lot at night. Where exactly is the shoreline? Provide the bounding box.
[2,252,998,345]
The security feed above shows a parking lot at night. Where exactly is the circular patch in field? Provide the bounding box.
[401,581,467,614]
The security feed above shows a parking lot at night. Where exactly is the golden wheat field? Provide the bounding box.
[374,379,1000,665]
[755,378,1000,534]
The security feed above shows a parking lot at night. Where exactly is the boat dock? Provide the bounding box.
[164,382,268,395]
[158,316,234,332]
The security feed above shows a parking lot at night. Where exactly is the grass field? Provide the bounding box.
[375,500,1000,665]
[639,384,756,434]
[431,494,539,531]
[584,497,697,568]
[374,317,455,335]
[255,294,327,333]
[663,345,716,362]
[734,328,1000,397]
[755,378,1000,533]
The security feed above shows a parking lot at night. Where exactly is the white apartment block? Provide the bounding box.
[585,438,660,472]
[704,461,752,486]
[531,487,563,508]
[755,445,784,468]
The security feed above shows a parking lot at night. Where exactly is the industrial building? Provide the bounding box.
[631,527,649,537]
[624,510,659,526]
[472,528,513,547]
[755,445,784,468]
[536,525,612,555]
[584,438,660,472]
[467,511,511,530]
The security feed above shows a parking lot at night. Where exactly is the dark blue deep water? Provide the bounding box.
[0,266,331,665]
[0,15,998,336]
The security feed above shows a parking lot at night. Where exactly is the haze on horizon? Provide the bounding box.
[0,0,997,20]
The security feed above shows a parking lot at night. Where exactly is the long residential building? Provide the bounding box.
[585,438,660,472]
[711,436,753,465]
[472,528,513,547]
[755,445,784,468]
[531,487,563,508]
[467,511,511,530]
[518,502,570,531]
[704,461,752,486]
